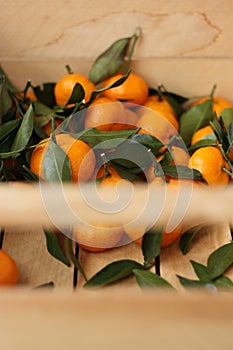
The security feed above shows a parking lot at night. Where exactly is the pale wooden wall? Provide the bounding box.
[1,0,233,99]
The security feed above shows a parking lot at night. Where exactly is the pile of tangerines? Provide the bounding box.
[1,32,233,286]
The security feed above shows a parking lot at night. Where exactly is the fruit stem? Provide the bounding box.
[123,27,141,74]
[157,84,164,101]
[65,237,87,281]
[100,153,111,177]
[210,84,217,100]
[65,64,74,74]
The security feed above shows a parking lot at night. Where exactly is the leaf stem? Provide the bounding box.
[123,27,141,74]
[218,143,233,176]
[65,237,87,281]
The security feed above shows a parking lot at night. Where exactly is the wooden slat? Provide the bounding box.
[2,226,74,289]
[1,290,233,350]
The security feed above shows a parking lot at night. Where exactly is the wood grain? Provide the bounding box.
[1,0,233,292]
[2,226,74,289]
[0,290,233,350]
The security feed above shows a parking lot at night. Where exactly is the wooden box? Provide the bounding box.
[1,1,233,349]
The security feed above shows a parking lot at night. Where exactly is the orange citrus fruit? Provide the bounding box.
[54,73,96,106]
[170,145,190,166]
[189,146,230,185]
[193,96,233,117]
[136,111,178,144]
[102,72,149,105]
[0,250,19,286]
[30,134,96,182]
[191,125,216,146]
[73,222,124,252]
[124,223,182,248]
[142,95,175,116]
[84,97,127,131]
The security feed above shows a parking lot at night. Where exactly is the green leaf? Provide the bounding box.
[0,119,21,143]
[89,37,131,84]
[33,82,56,108]
[133,269,175,289]
[109,140,152,170]
[0,75,12,121]
[65,82,85,106]
[179,225,203,254]
[142,228,163,264]
[162,164,203,181]
[109,161,144,182]
[11,104,34,156]
[75,127,138,149]
[209,117,229,152]
[213,275,233,288]
[188,137,217,152]
[43,228,70,266]
[42,138,72,182]
[220,108,233,129]
[131,133,164,156]
[84,259,143,288]
[0,65,18,93]
[33,282,55,289]
[227,120,233,147]
[179,99,214,146]
[89,71,131,102]
[177,275,215,289]
[33,100,57,117]
[190,260,211,282]
[207,241,233,279]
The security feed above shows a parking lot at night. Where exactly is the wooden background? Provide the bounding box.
[1,1,233,348]
[1,0,233,100]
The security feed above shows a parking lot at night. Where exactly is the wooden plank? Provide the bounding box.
[2,58,233,102]
[1,0,233,60]
[160,222,233,291]
[1,289,233,350]
[2,226,74,289]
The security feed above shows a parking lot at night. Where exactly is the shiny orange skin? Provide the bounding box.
[0,250,19,286]
[136,111,178,144]
[193,96,233,117]
[189,146,230,186]
[191,125,216,146]
[125,224,182,248]
[30,134,96,183]
[102,72,149,105]
[143,95,176,116]
[54,73,96,106]
[84,97,127,131]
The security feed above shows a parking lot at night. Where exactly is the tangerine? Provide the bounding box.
[84,97,127,131]
[30,134,96,182]
[0,250,19,286]
[193,96,233,117]
[54,73,96,106]
[189,146,229,185]
[191,125,216,146]
[102,72,149,105]
[136,111,178,144]
[142,95,175,116]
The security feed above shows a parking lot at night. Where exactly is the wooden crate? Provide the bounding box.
[1,1,233,348]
